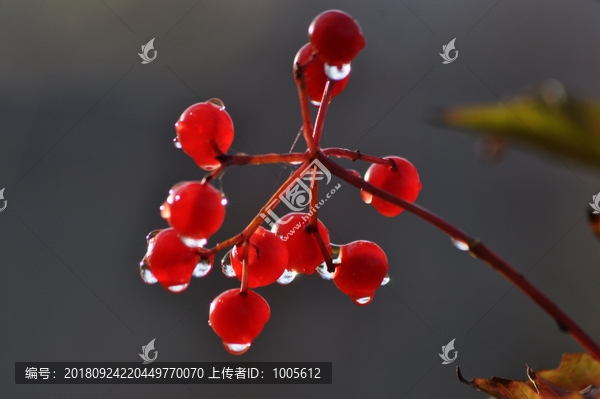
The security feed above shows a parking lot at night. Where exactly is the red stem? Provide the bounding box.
[295,74,315,154]
[316,152,600,362]
[200,160,310,255]
[323,148,398,168]
[312,79,335,151]
[240,241,249,295]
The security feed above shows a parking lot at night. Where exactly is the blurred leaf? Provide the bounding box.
[458,353,600,398]
[439,80,600,168]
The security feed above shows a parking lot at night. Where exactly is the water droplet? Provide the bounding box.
[146,229,162,243]
[316,263,334,280]
[221,250,236,277]
[173,137,182,149]
[139,259,158,284]
[451,238,470,251]
[353,296,372,305]
[180,236,207,248]
[221,198,228,206]
[381,274,390,286]
[159,203,170,219]
[207,98,226,110]
[310,100,321,107]
[193,257,212,278]
[277,269,296,285]
[224,342,250,355]
[324,63,351,80]
[167,283,189,293]
[330,244,342,263]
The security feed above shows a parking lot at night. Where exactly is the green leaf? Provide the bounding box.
[438,80,600,168]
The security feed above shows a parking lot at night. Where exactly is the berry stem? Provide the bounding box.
[308,167,319,230]
[240,241,250,295]
[295,73,316,154]
[323,148,398,168]
[316,152,600,362]
[217,152,309,166]
[201,161,310,255]
[312,79,335,150]
[313,227,335,273]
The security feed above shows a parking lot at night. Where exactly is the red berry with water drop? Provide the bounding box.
[361,157,422,217]
[209,288,270,355]
[272,212,331,275]
[308,10,365,67]
[333,240,389,305]
[160,181,226,242]
[230,227,288,288]
[175,99,234,170]
[294,43,350,106]
[143,228,200,293]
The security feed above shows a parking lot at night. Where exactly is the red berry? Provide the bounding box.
[361,157,422,217]
[175,99,234,170]
[143,228,200,293]
[333,241,389,305]
[308,10,365,67]
[294,43,350,106]
[230,227,288,288]
[209,288,270,355]
[271,213,331,275]
[160,181,226,244]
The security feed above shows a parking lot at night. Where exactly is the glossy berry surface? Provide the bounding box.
[175,99,234,170]
[361,157,422,217]
[231,227,288,288]
[333,241,389,305]
[144,228,200,293]
[272,212,331,275]
[209,288,270,355]
[160,181,226,241]
[294,43,350,106]
[308,10,365,67]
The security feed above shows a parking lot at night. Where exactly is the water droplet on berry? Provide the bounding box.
[167,283,189,293]
[324,63,351,80]
[221,250,236,277]
[193,257,212,278]
[180,236,207,248]
[381,274,390,286]
[277,269,297,285]
[160,204,170,219]
[139,259,158,284]
[224,342,251,355]
[207,98,226,110]
[310,99,321,107]
[316,263,335,280]
[330,244,342,263]
[146,229,161,243]
[353,296,372,305]
[451,238,470,251]
[173,137,182,149]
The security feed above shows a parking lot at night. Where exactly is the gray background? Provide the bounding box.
[2,0,600,397]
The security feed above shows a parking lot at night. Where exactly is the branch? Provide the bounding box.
[316,152,600,362]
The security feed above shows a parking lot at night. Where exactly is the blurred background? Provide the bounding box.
[2,0,600,397]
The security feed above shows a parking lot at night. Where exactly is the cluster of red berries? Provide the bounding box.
[139,10,421,355]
